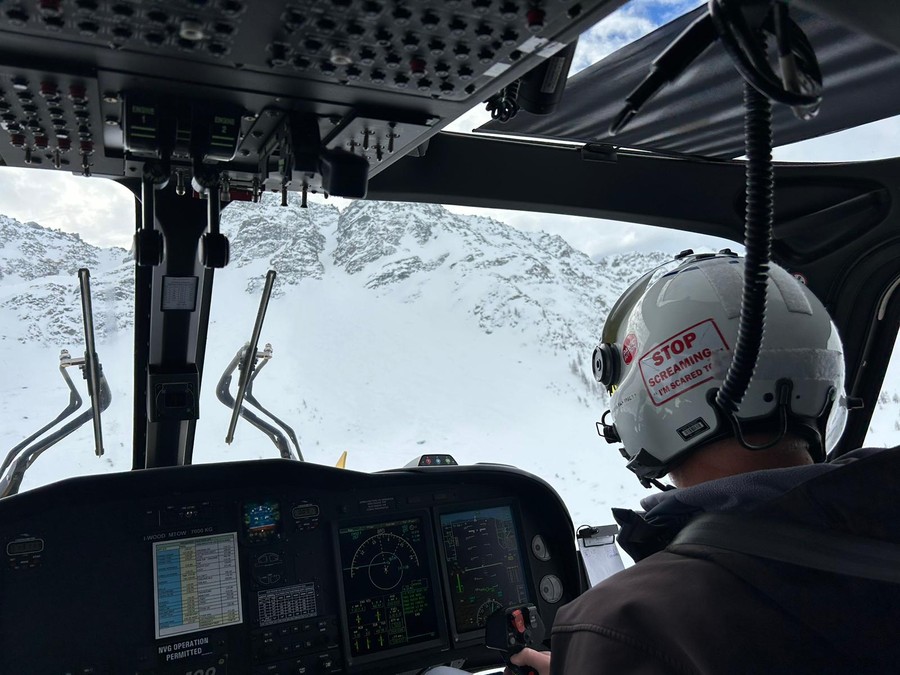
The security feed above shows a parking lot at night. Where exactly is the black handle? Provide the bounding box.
[502,653,539,675]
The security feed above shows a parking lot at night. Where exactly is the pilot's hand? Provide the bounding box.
[505,647,551,675]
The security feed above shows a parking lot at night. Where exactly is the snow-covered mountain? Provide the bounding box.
[0,216,132,344]
[0,200,897,528]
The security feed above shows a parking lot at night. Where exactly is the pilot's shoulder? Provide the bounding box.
[553,550,733,631]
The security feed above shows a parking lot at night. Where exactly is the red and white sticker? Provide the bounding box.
[622,334,638,365]
[638,319,729,406]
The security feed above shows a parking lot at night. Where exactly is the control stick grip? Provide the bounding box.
[484,604,546,675]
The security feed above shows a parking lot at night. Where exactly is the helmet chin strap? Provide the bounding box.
[648,478,677,492]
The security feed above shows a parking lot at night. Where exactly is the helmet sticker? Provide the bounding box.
[638,319,730,406]
[622,334,638,365]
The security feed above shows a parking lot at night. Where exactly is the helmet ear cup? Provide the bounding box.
[592,343,619,387]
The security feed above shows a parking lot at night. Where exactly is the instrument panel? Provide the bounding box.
[0,459,580,674]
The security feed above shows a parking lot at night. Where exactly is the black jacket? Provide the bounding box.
[550,448,900,674]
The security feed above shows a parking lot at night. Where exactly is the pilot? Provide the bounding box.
[509,252,900,674]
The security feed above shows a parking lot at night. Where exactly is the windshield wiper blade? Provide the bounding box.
[216,343,302,460]
[226,269,276,444]
[78,268,104,457]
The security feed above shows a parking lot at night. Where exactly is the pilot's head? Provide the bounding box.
[593,251,848,488]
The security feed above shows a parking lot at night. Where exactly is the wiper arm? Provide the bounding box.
[216,343,302,460]
[0,350,84,478]
[243,347,303,460]
[0,359,111,498]
[0,269,112,498]
[226,269,277,444]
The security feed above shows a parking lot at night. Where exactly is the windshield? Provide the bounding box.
[6,166,895,527]
[0,163,740,524]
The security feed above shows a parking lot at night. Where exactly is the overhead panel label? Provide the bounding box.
[638,319,729,406]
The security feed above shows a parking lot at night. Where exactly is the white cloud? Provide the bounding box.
[0,167,134,249]
[572,0,704,74]
[443,204,737,259]
[572,13,657,74]
[773,115,900,162]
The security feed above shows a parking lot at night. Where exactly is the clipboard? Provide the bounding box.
[577,524,625,586]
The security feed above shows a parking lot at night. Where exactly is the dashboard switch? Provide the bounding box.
[512,608,526,634]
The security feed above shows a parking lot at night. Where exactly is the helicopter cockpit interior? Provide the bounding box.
[2,0,900,674]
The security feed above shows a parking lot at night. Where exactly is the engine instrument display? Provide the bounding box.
[243,500,281,543]
[338,517,440,659]
[440,506,529,634]
[152,533,243,639]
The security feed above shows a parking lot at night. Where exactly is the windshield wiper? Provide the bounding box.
[218,269,303,460]
[79,268,105,457]
[0,271,111,498]
[216,342,303,460]
[225,269,276,444]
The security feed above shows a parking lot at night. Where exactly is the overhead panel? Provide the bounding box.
[0,0,625,196]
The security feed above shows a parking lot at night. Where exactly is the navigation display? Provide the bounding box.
[153,533,243,639]
[440,506,529,634]
[338,517,440,658]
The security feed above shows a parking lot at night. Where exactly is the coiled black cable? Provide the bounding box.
[715,80,774,416]
[485,79,521,123]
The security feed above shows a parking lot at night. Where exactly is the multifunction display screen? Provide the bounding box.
[153,533,243,639]
[440,506,529,634]
[338,517,440,658]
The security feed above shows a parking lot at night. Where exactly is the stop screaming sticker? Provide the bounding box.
[638,319,730,406]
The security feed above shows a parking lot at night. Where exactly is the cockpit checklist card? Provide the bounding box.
[153,532,243,639]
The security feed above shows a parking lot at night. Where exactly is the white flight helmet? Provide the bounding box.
[593,251,847,486]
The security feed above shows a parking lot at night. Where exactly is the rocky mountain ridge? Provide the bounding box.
[2,196,670,356]
[0,214,131,344]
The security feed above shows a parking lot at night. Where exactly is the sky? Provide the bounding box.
[0,0,898,258]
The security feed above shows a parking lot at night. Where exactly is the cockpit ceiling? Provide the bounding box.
[479,4,900,159]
